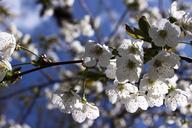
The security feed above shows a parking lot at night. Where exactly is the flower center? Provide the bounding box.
[127,60,136,69]
[158,30,167,39]
[118,84,124,91]
[128,47,138,54]
[147,79,155,85]
[93,45,103,56]
[153,59,162,67]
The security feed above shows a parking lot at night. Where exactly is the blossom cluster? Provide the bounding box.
[1,0,192,127]
[48,1,192,124]
[47,88,99,123]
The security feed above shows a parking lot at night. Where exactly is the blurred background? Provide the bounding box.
[0,0,192,127]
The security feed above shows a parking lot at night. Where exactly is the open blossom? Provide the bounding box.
[123,94,148,113]
[165,89,189,111]
[149,19,181,47]
[49,89,99,123]
[83,41,112,67]
[169,1,192,35]
[49,91,81,114]
[0,32,16,59]
[169,1,186,20]
[145,94,164,107]
[117,39,143,60]
[72,101,99,123]
[116,54,142,83]
[180,13,192,34]
[105,80,138,104]
[139,74,168,96]
[148,51,180,80]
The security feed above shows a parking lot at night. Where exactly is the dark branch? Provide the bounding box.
[180,56,192,63]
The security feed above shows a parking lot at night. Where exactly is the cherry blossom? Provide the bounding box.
[149,19,181,47]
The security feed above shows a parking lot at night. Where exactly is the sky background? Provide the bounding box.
[0,0,191,127]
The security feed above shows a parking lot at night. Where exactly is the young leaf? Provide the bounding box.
[138,16,150,35]
[125,24,144,39]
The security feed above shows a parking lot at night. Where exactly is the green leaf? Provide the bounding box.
[144,46,161,63]
[125,24,152,42]
[125,24,144,39]
[168,16,177,23]
[138,16,150,35]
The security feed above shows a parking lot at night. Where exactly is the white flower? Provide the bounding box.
[149,19,181,47]
[180,13,192,33]
[123,94,148,113]
[165,75,179,90]
[148,51,180,80]
[105,59,116,79]
[49,93,65,110]
[168,1,192,35]
[105,80,138,104]
[117,39,143,60]
[80,15,94,37]
[0,60,12,82]
[169,1,186,20]
[72,101,99,123]
[0,32,16,59]
[145,94,164,107]
[83,41,112,67]
[116,54,142,83]
[139,74,168,96]
[165,89,188,111]
[49,91,81,114]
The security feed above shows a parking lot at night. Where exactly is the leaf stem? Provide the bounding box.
[17,45,39,58]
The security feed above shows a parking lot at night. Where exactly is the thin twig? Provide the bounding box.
[17,45,40,58]
[180,55,192,63]
[15,60,83,77]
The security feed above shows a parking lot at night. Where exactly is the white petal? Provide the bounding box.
[0,32,16,59]
[176,94,188,107]
[85,103,100,120]
[72,109,86,123]
[124,98,138,113]
[137,96,148,110]
[105,86,118,104]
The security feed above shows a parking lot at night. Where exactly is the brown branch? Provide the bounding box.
[180,55,192,63]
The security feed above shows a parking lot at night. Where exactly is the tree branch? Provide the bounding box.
[15,60,83,77]
[180,55,192,63]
